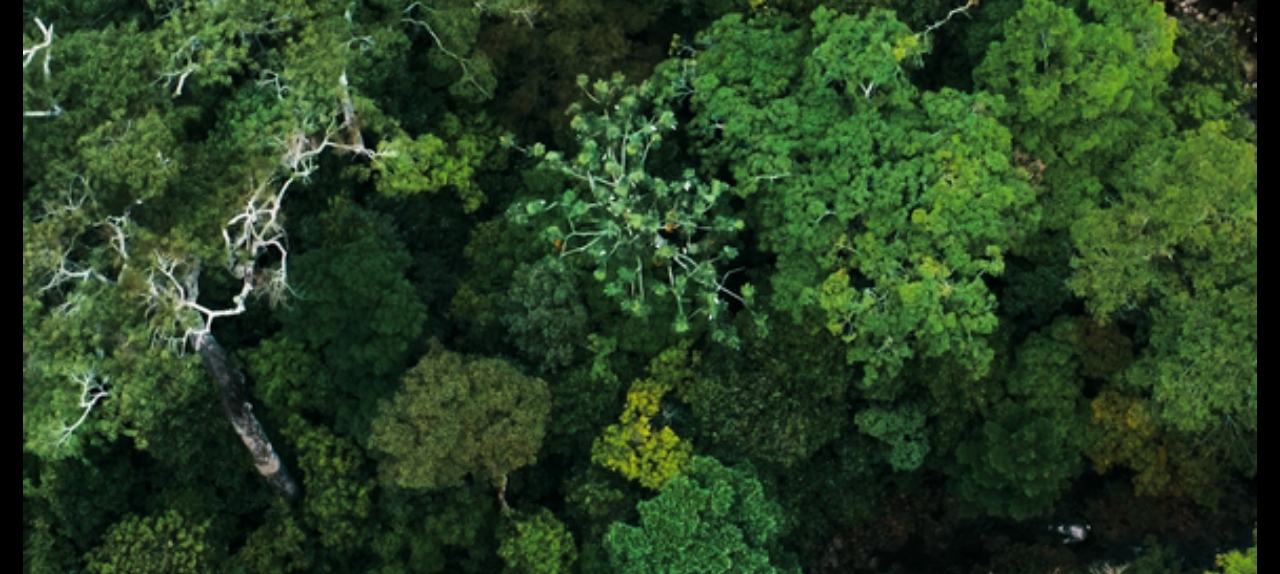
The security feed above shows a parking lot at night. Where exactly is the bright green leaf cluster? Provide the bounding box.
[975,0,1180,229]
[854,403,930,472]
[1207,529,1257,574]
[371,113,500,212]
[508,72,751,346]
[603,456,794,574]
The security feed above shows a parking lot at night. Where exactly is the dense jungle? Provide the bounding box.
[22,0,1257,572]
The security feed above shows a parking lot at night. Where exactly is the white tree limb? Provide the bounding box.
[54,367,110,449]
[403,3,493,100]
[337,71,367,152]
[921,0,980,36]
[158,36,202,97]
[40,250,110,292]
[24,104,63,118]
[23,18,62,118]
[22,18,54,78]
[256,69,290,100]
[145,88,397,352]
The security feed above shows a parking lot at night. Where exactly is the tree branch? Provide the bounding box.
[23,17,62,117]
[22,18,54,77]
[921,0,980,37]
[194,331,300,501]
[54,367,110,449]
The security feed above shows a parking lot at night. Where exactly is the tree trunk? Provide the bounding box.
[194,332,299,501]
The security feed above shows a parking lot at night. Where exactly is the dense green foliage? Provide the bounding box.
[369,343,552,490]
[498,507,580,574]
[662,6,1039,389]
[85,510,217,574]
[23,0,1257,572]
[603,456,794,573]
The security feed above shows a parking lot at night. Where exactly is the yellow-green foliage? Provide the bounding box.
[1208,529,1257,574]
[498,507,578,574]
[1087,391,1226,506]
[86,510,215,574]
[592,379,691,490]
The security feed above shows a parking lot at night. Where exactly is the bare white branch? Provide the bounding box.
[143,98,393,352]
[24,18,63,118]
[256,69,290,100]
[338,71,366,152]
[403,3,493,99]
[158,36,203,97]
[103,212,137,261]
[24,104,63,118]
[40,249,110,292]
[22,18,54,78]
[143,252,226,349]
[921,0,980,37]
[54,366,110,449]
[222,175,294,304]
[38,183,90,221]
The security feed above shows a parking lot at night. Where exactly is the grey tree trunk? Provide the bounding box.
[194,331,299,501]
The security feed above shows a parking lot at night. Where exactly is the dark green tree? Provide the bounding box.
[854,402,930,472]
[287,418,376,553]
[282,198,427,433]
[231,500,312,573]
[684,319,852,468]
[503,256,590,372]
[949,319,1089,519]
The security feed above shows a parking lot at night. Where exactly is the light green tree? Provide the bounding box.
[604,456,796,574]
[662,7,1037,389]
[974,0,1179,229]
[508,72,755,346]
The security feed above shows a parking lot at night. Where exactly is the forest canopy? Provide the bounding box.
[23,1,1256,573]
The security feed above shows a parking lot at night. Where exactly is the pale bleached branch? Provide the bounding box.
[921,0,980,36]
[338,71,366,152]
[54,366,110,449]
[158,36,202,97]
[23,18,62,118]
[40,249,110,292]
[402,3,493,100]
[24,104,63,118]
[144,94,396,352]
[256,69,290,100]
[22,18,54,78]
